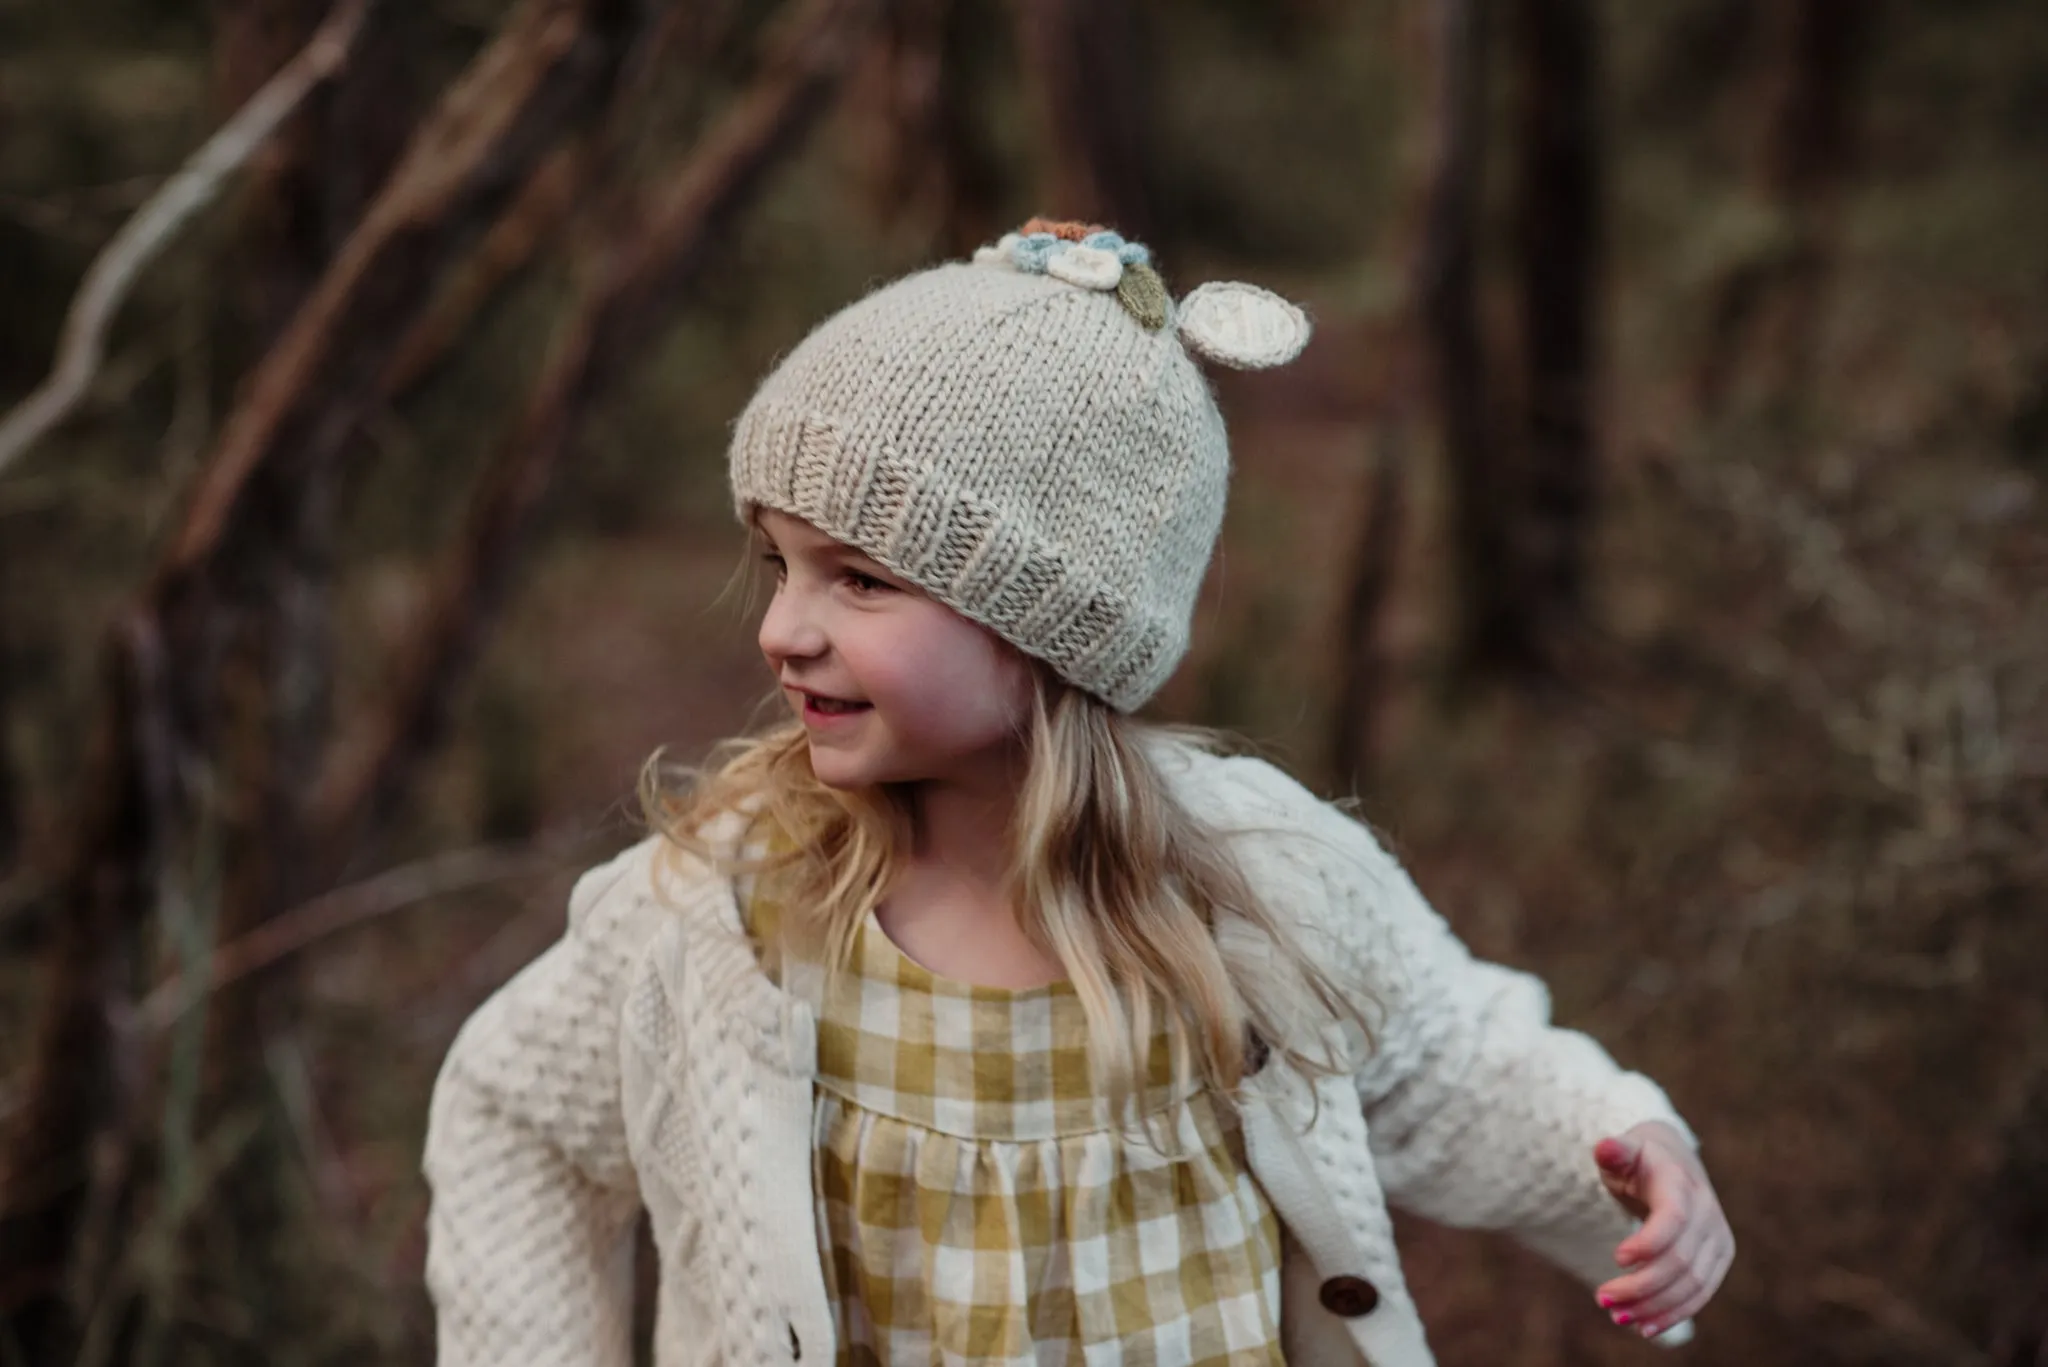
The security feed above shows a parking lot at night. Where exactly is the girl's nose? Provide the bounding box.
[757,582,827,662]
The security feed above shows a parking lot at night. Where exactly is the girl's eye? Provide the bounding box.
[758,551,889,595]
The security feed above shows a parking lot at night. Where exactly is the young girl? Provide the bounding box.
[422,220,1733,1367]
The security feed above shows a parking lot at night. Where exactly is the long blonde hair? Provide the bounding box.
[639,531,1377,1138]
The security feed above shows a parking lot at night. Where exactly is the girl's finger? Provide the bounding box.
[1614,1188,1692,1267]
[1632,1232,1735,1335]
[1594,1135,1643,1181]
[1638,1268,1720,1340]
[1598,1217,1710,1310]
[1597,1258,1683,1316]
[1596,1144,1648,1209]
[1626,1262,1711,1329]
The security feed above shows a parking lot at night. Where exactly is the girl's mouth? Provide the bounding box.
[803,692,872,723]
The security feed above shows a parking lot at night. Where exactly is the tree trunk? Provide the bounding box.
[1509,0,1602,647]
[1419,0,1524,679]
[0,621,161,1362]
[210,0,415,354]
[931,0,1006,258]
[202,0,414,1111]
[1331,430,1409,792]
[844,0,1004,258]
[0,545,18,875]
[1693,0,1874,411]
[1759,0,1870,206]
[1008,0,1161,249]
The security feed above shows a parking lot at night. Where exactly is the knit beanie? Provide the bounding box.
[727,219,1312,712]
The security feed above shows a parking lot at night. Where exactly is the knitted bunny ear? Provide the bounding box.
[1174,281,1312,370]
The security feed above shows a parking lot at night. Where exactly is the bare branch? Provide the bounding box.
[312,0,879,858]
[0,0,373,478]
[379,142,590,396]
[137,837,580,1034]
[162,0,635,577]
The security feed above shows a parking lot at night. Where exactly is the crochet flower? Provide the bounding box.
[972,218,1168,331]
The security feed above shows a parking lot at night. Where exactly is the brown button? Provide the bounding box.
[1319,1275,1380,1317]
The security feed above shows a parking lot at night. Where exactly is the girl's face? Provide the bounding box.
[753,509,1036,793]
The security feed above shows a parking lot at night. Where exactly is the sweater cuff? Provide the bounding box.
[1587,1071,1698,1153]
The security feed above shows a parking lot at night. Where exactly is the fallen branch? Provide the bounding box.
[0,0,373,478]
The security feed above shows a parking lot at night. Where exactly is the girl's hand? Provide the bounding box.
[1591,1120,1734,1340]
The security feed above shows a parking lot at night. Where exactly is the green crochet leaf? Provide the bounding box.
[1116,263,1170,332]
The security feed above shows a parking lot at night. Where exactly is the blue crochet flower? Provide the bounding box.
[1010,233,1063,273]
[1082,230,1151,267]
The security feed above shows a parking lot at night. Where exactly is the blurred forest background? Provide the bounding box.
[2,0,2044,1363]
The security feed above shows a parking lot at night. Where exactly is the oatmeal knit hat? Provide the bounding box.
[727,218,1313,712]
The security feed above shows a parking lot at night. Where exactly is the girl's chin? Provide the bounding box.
[804,749,880,790]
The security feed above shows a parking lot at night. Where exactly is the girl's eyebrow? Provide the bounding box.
[756,533,884,568]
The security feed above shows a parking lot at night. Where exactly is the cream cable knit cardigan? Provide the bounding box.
[423,741,1698,1367]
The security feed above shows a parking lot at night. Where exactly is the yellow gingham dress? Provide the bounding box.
[741,860,1286,1366]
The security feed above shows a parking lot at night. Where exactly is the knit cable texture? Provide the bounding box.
[423,853,654,1365]
[727,260,1243,713]
[422,744,1697,1367]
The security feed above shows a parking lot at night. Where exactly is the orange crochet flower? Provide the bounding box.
[1019,217,1107,242]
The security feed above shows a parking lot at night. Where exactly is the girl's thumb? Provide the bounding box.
[1594,1135,1640,1175]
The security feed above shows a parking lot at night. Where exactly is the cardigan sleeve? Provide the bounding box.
[1218,757,1700,1309]
[422,844,660,1367]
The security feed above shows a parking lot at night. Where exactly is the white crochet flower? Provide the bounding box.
[1046,243,1122,290]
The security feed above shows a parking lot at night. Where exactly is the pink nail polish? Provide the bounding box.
[1597,1295,1614,1309]
[1613,1312,1633,1326]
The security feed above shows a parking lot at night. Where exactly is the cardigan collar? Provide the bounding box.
[652,800,1358,1090]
